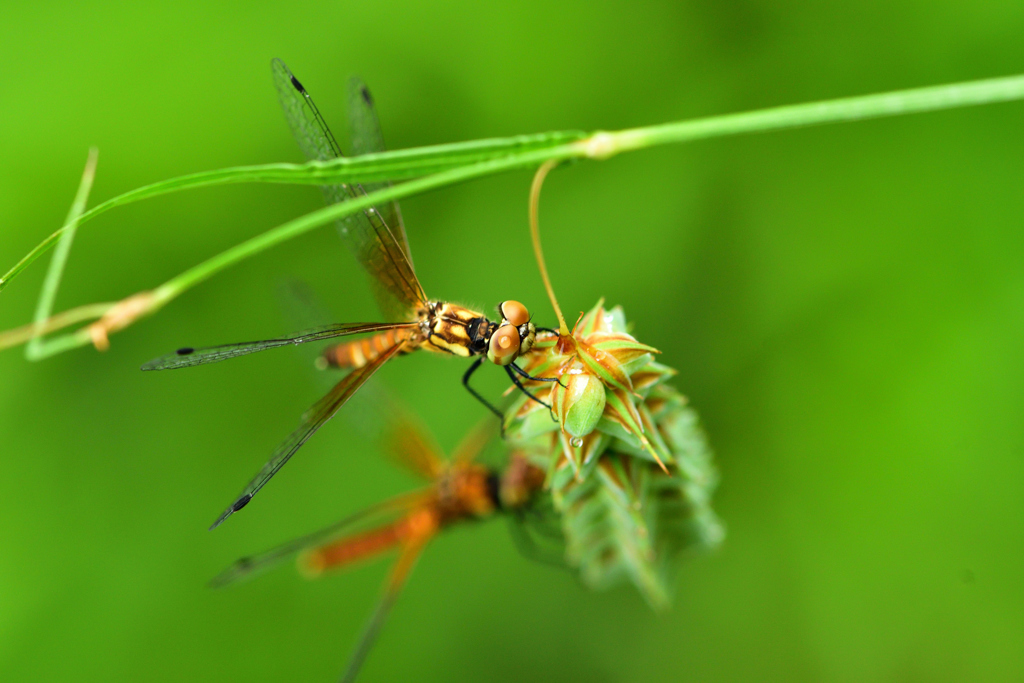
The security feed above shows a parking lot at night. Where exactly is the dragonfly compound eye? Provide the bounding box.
[487,324,522,365]
[498,300,530,327]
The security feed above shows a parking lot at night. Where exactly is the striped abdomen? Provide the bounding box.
[322,328,416,369]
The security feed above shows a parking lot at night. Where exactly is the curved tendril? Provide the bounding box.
[529,160,569,337]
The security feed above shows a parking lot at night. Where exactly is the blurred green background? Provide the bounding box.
[3,1,1024,681]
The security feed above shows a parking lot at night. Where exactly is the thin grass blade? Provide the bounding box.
[24,149,99,361]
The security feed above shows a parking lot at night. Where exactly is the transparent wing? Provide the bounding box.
[209,490,427,588]
[276,279,344,391]
[271,58,344,161]
[140,322,416,371]
[347,76,412,266]
[271,59,425,321]
[209,341,406,530]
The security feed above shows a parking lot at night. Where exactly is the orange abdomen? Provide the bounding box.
[303,508,441,575]
[322,328,413,369]
[306,522,406,573]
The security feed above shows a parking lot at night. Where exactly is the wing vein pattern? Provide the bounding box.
[271,59,425,322]
[141,322,416,370]
[208,340,407,529]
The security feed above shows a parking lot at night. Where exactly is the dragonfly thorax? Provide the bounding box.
[422,300,536,366]
[422,301,494,358]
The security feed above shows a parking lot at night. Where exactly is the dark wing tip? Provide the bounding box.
[348,76,374,106]
[208,493,252,531]
[272,58,303,91]
[176,347,195,355]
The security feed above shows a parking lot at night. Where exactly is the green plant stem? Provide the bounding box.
[25,145,584,355]
[0,132,585,291]
[595,73,1024,156]
[6,74,1024,295]
[0,302,113,351]
[129,73,1024,310]
[152,146,580,302]
[3,73,1024,356]
[25,148,99,360]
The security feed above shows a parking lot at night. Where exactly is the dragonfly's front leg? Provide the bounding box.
[462,357,505,425]
[505,364,555,420]
[509,361,566,389]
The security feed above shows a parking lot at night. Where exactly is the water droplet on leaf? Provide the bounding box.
[570,436,584,448]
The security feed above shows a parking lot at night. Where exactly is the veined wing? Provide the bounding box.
[140,322,416,371]
[347,76,411,268]
[271,59,425,321]
[271,58,343,162]
[208,341,406,530]
[209,489,428,588]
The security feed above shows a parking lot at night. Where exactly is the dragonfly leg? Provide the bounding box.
[505,365,554,416]
[510,361,566,389]
[535,326,561,336]
[462,357,505,426]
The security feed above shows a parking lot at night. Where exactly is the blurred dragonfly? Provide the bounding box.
[210,409,550,683]
[143,59,560,529]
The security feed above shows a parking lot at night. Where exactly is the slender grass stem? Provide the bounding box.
[24,148,99,361]
[0,132,585,291]
[0,302,113,352]
[585,73,1024,157]
[152,145,582,302]
[5,74,1024,296]
[529,160,569,336]
[14,145,582,356]
[3,72,1024,356]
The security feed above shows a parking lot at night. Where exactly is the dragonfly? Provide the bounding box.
[142,59,559,530]
[209,412,549,683]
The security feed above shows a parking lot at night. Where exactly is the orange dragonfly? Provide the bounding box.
[142,59,558,529]
[209,414,548,683]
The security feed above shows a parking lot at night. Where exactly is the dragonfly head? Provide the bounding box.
[486,300,536,365]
